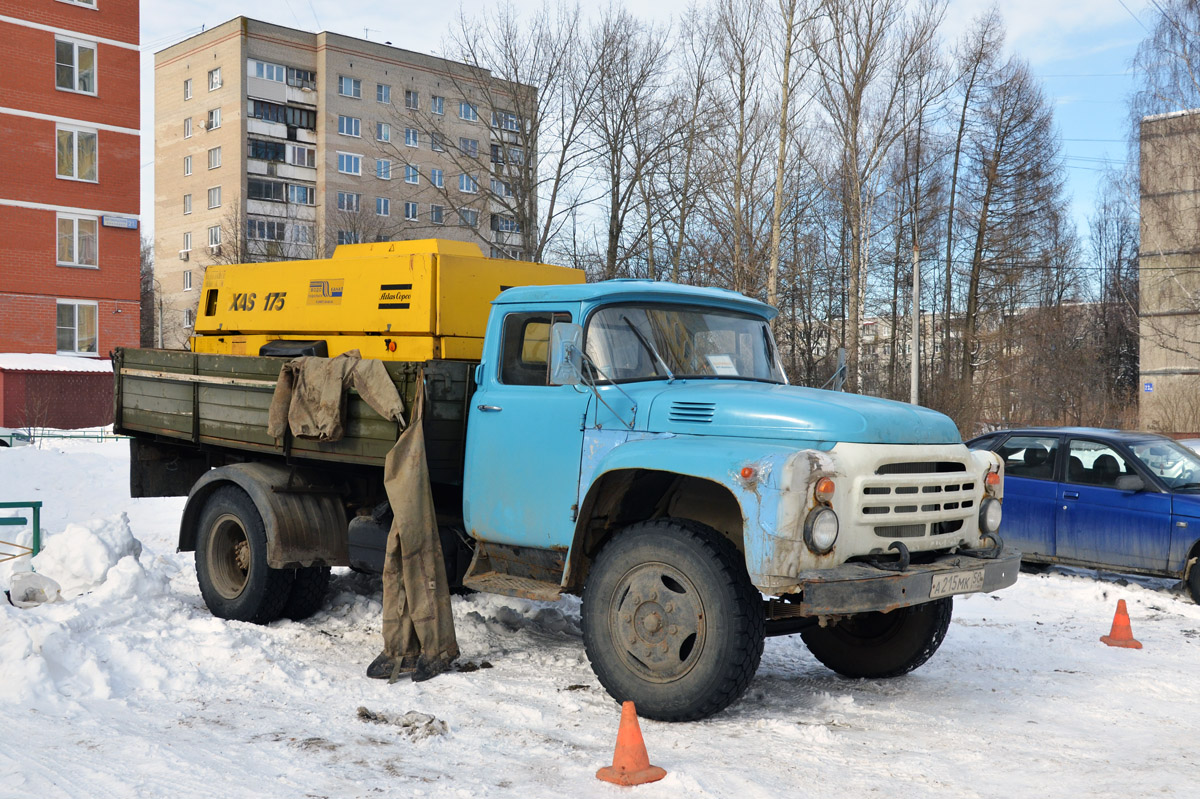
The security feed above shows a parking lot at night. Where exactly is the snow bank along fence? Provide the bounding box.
[0,501,41,562]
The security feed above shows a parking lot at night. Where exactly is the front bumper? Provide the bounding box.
[787,548,1021,616]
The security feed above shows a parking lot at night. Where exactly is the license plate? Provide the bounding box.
[930,569,985,599]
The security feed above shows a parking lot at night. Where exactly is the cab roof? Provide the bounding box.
[492,279,778,320]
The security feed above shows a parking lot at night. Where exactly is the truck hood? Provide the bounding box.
[642,381,962,445]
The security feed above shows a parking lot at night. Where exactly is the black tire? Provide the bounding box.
[195,485,294,624]
[282,566,331,620]
[800,597,953,679]
[1186,555,1200,605]
[581,518,765,722]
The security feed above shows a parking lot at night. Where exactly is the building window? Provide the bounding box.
[288,184,315,205]
[184,308,196,328]
[208,186,221,209]
[459,208,479,228]
[289,224,315,244]
[56,301,98,355]
[56,214,98,267]
[184,117,192,138]
[208,68,221,91]
[337,191,361,212]
[56,126,98,182]
[249,139,287,162]
[376,159,392,180]
[431,95,444,115]
[338,76,361,98]
[492,109,520,132]
[247,178,284,201]
[430,168,444,188]
[459,137,479,158]
[183,194,192,214]
[459,101,478,121]
[404,90,418,110]
[55,37,97,94]
[404,165,419,184]
[208,226,221,248]
[404,202,418,221]
[184,270,193,291]
[249,100,316,130]
[208,147,222,169]
[207,108,221,129]
[376,197,390,216]
[184,78,192,100]
[337,152,362,175]
[338,115,361,137]
[459,174,478,194]
[250,59,285,82]
[491,177,514,198]
[287,67,316,89]
[247,218,285,241]
[288,144,316,167]
[377,83,391,104]
[376,122,391,142]
[184,155,192,175]
[492,214,521,233]
[431,133,447,152]
[337,230,362,245]
[405,128,418,147]
[430,204,444,225]
[183,232,192,253]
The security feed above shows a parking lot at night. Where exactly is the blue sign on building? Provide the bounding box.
[1144,382,1154,392]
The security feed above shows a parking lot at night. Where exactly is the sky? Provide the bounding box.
[136,0,1155,243]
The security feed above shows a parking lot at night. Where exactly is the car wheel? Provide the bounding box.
[582,518,764,722]
[800,597,953,679]
[195,486,294,624]
[1187,556,1200,605]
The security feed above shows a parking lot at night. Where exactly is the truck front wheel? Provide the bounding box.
[195,486,294,624]
[582,519,765,722]
[800,597,952,679]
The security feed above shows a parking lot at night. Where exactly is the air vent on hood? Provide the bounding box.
[669,401,716,423]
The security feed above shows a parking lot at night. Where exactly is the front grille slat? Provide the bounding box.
[862,458,976,538]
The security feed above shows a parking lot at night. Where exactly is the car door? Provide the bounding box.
[463,308,591,550]
[990,434,1062,558]
[1055,438,1172,571]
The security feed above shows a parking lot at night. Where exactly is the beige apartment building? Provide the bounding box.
[1139,109,1200,430]
[153,17,533,347]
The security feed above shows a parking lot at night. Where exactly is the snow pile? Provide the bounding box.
[26,513,143,597]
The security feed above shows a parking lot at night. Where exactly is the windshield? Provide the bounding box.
[1129,439,1200,490]
[584,304,786,383]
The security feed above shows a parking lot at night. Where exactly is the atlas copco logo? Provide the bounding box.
[307,279,344,306]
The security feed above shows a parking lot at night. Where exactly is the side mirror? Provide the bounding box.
[549,322,584,386]
[474,363,484,386]
[1115,474,1145,492]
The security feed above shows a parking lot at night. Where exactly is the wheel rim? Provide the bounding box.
[608,560,707,684]
[207,512,252,600]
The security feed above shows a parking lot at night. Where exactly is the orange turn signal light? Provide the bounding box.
[740,466,756,480]
[815,477,836,502]
[986,471,1001,487]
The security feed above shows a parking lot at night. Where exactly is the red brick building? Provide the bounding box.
[0,0,140,427]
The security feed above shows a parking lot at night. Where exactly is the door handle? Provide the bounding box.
[477,404,503,412]
[1064,491,1079,500]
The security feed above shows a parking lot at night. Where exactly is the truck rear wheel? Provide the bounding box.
[195,486,294,624]
[282,566,331,620]
[800,597,952,679]
[582,519,764,722]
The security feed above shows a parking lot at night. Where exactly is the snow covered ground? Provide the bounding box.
[1,437,1197,799]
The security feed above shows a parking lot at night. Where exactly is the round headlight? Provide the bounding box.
[980,498,1002,533]
[804,507,839,554]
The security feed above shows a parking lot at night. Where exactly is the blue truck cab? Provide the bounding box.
[460,280,1018,720]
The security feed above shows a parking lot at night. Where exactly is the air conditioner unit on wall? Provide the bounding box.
[198,120,207,130]
[179,250,189,261]
[208,244,222,256]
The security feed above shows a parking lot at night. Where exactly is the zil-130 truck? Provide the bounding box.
[114,239,1017,721]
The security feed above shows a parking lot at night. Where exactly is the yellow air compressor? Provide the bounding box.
[190,239,584,361]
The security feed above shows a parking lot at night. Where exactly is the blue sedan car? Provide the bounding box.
[967,427,1200,603]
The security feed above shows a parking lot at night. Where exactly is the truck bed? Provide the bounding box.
[113,348,475,485]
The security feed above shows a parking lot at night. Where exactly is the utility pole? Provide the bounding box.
[910,245,919,405]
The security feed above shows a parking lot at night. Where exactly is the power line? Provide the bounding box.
[1116,0,1152,33]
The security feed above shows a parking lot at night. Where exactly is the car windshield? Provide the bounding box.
[584,304,786,384]
[1129,439,1200,490]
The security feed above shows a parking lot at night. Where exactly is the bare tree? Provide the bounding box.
[139,235,157,347]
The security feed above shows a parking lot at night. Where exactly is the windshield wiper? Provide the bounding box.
[1174,482,1200,491]
[622,315,675,383]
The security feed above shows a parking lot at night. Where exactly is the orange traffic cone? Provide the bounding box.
[1100,599,1143,649]
[596,701,667,786]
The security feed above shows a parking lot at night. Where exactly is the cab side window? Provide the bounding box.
[997,435,1059,480]
[1066,440,1132,488]
[500,311,571,386]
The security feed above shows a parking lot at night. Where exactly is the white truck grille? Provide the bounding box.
[858,460,976,539]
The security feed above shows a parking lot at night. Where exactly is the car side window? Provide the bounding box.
[500,311,571,386]
[1066,440,1132,488]
[997,435,1059,480]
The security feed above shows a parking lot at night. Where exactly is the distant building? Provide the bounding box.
[0,0,141,427]
[1139,109,1200,431]
[153,17,535,348]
